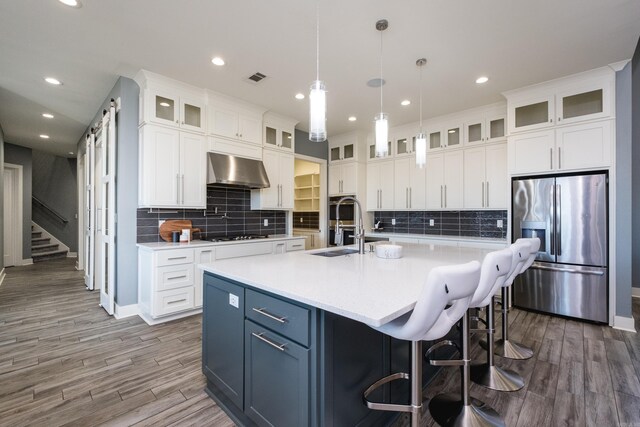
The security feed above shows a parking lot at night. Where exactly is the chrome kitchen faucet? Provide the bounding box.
[335,196,365,254]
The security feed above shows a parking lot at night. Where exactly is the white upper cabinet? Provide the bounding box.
[329,162,359,196]
[425,151,463,210]
[208,99,264,145]
[506,67,614,134]
[251,149,294,210]
[463,143,507,209]
[367,135,392,161]
[263,112,298,152]
[393,156,426,210]
[136,70,207,133]
[330,131,366,163]
[366,160,395,211]
[464,111,506,145]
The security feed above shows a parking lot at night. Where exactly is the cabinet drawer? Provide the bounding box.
[285,239,305,252]
[154,287,195,316]
[216,242,273,260]
[246,289,310,347]
[157,264,194,291]
[156,248,194,266]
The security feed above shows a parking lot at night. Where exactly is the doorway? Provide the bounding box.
[293,156,327,250]
[3,163,23,267]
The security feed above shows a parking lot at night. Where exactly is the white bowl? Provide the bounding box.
[375,244,403,259]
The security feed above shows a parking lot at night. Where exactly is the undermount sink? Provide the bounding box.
[310,248,360,257]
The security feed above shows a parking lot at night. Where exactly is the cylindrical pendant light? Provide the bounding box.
[415,58,427,168]
[309,1,326,142]
[374,19,389,157]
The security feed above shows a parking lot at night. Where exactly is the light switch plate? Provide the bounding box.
[429,219,435,227]
[300,217,304,223]
[263,219,269,226]
[229,293,239,308]
[391,218,396,225]
[497,219,503,229]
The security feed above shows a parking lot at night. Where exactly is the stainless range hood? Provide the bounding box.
[207,153,270,189]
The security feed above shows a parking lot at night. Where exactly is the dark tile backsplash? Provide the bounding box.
[137,185,287,243]
[373,210,508,239]
[293,212,320,230]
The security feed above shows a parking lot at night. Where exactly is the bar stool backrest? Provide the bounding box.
[470,248,513,309]
[503,241,530,288]
[515,237,541,273]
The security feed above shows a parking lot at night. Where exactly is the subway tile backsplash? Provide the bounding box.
[137,186,287,243]
[292,212,320,230]
[373,210,508,239]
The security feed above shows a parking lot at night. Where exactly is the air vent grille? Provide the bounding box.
[247,72,267,83]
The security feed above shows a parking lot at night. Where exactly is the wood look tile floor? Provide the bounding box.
[1,259,639,426]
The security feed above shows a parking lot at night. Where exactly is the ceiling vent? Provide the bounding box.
[247,72,267,83]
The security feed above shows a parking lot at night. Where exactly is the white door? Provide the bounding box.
[98,106,117,315]
[463,147,486,209]
[3,166,20,267]
[179,132,206,207]
[84,135,95,290]
[279,153,294,209]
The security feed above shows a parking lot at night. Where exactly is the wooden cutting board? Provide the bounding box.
[159,220,201,242]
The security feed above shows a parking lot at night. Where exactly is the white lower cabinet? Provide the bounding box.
[463,143,507,209]
[426,151,463,210]
[393,156,426,210]
[509,120,612,175]
[194,247,215,308]
[293,230,323,250]
[366,161,395,211]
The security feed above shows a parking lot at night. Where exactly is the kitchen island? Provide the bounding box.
[200,243,494,427]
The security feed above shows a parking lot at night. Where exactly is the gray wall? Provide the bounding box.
[77,76,139,306]
[295,129,328,160]
[4,143,32,260]
[615,63,633,318]
[32,150,77,251]
[633,37,640,291]
[0,124,4,271]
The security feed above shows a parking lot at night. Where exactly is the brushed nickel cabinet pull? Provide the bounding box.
[482,182,485,207]
[252,307,287,324]
[252,332,287,351]
[550,148,553,169]
[486,182,490,207]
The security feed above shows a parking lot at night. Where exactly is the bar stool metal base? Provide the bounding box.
[429,393,505,427]
[493,338,533,360]
[469,363,524,391]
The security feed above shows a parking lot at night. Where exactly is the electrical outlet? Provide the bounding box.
[391,218,396,225]
[263,219,269,227]
[429,219,435,227]
[159,220,165,227]
[229,293,239,308]
[300,217,304,223]
[497,219,503,229]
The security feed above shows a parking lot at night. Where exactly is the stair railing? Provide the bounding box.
[32,196,69,224]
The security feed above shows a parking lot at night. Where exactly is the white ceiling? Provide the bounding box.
[1,0,639,158]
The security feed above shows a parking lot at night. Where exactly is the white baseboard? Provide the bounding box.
[613,315,637,333]
[21,258,33,266]
[67,252,78,258]
[0,268,5,287]
[114,303,140,320]
[632,288,640,298]
[138,308,202,326]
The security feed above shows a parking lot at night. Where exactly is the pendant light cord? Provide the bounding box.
[379,29,383,112]
[316,0,320,81]
[419,65,423,132]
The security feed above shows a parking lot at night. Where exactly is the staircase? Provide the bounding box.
[31,227,68,262]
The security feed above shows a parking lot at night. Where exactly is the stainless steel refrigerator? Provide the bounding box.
[512,172,608,323]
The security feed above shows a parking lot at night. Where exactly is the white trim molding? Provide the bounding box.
[114,303,140,320]
[67,252,78,258]
[21,258,33,266]
[613,315,636,333]
[632,287,640,298]
[609,59,631,72]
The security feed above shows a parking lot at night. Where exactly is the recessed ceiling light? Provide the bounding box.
[44,77,62,85]
[58,0,82,7]
[42,113,54,119]
[211,57,225,66]
[475,76,489,84]
[401,100,411,106]
[159,102,171,107]
[295,93,305,100]
[448,129,456,134]
[39,134,50,139]
[348,116,357,122]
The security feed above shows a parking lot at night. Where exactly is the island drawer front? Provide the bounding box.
[245,289,310,347]
[156,264,194,291]
[286,239,305,252]
[154,287,195,316]
[157,249,195,266]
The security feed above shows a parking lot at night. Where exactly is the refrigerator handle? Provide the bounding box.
[550,184,555,256]
[556,184,562,257]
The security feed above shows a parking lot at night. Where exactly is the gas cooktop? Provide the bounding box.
[207,235,270,242]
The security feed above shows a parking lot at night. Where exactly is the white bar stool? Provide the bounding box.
[429,248,513,427]
[363,261,481,427]
[493,240,534,360]
[470,248,526,392]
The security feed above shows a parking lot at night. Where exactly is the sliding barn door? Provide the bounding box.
[84,134,95,290]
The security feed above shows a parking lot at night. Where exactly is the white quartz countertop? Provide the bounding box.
[200,243,493,327]
[365,232,507,245]
[137,235,303,251]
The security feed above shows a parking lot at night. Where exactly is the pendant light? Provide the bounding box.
[374,19,389,157]
[309,0,326,142]
[415,58,427,168]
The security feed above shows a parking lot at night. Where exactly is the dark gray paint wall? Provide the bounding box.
[32,150,77,251]
[294,129,328,160]
[76,76,139,307]
[4,143,32,260]
[615,63,633,318]
[632,37,640,290]
[0,124,4,271]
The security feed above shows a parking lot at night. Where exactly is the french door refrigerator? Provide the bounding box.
[512,172,608,323]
